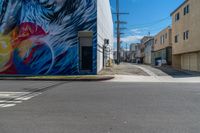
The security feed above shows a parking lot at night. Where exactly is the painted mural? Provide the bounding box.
[0,0,97,75]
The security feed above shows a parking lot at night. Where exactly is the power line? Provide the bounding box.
[130,16,171,28]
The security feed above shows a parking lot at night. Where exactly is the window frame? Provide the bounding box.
[175,35,179,43]
[183,30,189,40]
[184,5,190,15]
[175,12,180,22]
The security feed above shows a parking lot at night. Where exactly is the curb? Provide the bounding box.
[0,76,115,82]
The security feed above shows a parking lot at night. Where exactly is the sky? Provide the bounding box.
[110,0,185,49]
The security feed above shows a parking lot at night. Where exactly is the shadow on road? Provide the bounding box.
[155,66,200,78]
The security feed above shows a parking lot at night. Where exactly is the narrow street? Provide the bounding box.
[112,62,200,77]
[109,63,200,83]
[113,63,149,76]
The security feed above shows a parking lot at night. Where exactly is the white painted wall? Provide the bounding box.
[97,0,114,73]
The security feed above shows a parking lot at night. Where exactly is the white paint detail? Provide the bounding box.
[0,104,16,108]
[0,91,42,108]
[0,100,22,103]
[97,0,114,72]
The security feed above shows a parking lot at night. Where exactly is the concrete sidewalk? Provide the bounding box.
[108,75,200,83]
[107,64,200,83]
[0,75,114,81]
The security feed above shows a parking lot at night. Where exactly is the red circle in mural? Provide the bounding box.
[15,22,47,45]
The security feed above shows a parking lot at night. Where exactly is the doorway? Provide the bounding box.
[81,46,92,70]
[78,31,93,72]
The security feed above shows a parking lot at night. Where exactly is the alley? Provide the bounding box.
[113,63,149,76]
[109,63,200,83]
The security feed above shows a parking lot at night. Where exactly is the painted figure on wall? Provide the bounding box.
[0,0,97,75]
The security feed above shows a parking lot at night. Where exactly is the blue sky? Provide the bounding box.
[110,0,185,49]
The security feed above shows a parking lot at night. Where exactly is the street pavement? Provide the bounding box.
[1,63,200,133]
[1,81,200,133]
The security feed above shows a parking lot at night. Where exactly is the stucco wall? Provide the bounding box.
[97,0,113,72]
[172,0,200,55]
[154,27,172,52]
[171,0,200,71]
[144,39,154,64]
[0,0,97,75]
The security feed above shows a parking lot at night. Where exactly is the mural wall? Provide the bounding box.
[0,0,97,75]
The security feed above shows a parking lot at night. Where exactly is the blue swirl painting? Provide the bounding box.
[0,0,97,75]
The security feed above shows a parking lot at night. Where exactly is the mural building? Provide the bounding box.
[0,0,113,75]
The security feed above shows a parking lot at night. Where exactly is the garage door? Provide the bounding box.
[189,53,198,71]
[181,54,189,70]
[181,53,198,71]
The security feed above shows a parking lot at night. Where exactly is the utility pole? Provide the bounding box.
[116,0,120,65]
[113,0,128,65]
[126,43,128,62]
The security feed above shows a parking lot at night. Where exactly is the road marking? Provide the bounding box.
[0,100,22,103]
[0,82,66,109]
[0,91,42,108]
[0,104,16,108]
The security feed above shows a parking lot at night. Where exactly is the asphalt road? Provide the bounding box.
[1,80,200,133]
[114,63,149,76]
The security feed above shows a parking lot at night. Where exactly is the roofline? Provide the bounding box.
[141,36,153,39]
[143,38,154,45]
[170,0,189,16]
[155,26,171,37]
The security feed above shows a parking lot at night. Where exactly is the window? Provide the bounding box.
[183,30,189,40]
[163,35,165,44]
[155,39,157,44]
[175,35,179,43]
[160,35,165,44]
[160,36,162,44]
[184,5,190,15]
[175,13,180,22]
[165,33,167,39]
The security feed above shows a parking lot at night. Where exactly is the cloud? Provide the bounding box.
[116,35,143,43]
[130,28,150,35]
[131,29,142,34]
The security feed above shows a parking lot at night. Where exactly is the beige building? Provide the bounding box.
[140,36,153,63]
[171,0,200,71]
[152,26,172,65]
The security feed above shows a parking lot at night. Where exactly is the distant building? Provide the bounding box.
[135,44,142,63]
[171,0,200,72]
[144,38,154,64]
[113,51,119,65]
[129,43,139,63]
[140,36,153,64]
[152,26,172,66]
[120,48,125,62]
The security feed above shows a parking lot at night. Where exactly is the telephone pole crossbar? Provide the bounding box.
[113,0,128,65]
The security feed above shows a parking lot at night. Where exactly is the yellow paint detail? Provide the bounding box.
[0,35,12,71]
[17,39,33,58]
